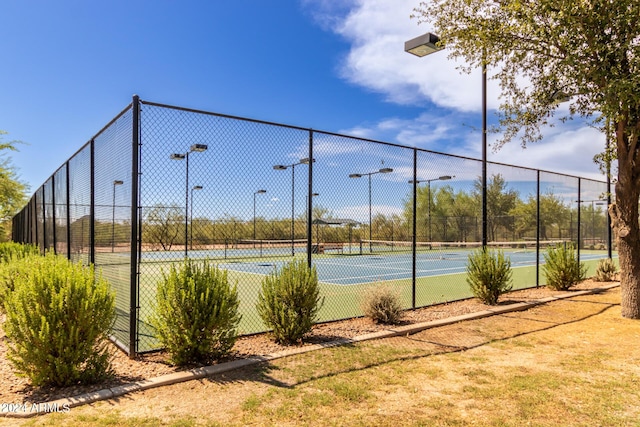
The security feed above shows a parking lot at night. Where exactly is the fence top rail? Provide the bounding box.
[139,98,606,184]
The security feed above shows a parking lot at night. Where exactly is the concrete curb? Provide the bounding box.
[1,283,619,418]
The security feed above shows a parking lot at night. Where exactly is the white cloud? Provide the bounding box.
[304,0,609,180]
[340,111,466,150]
[322,0,501,111]
[488,125,607,180]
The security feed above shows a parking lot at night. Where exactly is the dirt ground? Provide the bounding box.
[0,279,618,420]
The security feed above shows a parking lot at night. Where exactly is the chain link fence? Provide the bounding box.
[12,96,613,356]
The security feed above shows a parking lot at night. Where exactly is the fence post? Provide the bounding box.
[411,149,417,309]
[51,175,56,254]
[90,139,95,265]
[129,95,141,357]
[606,166,613,259]
[307,129,313,269]
[41,187,46,252]
[577,178,581,263]
[536,170,540,287]
[66,163,71,260]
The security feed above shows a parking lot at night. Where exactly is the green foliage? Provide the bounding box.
[151,259,241,365]
[361,284,403,325]
[474,174,519,242]
[143,204,184,250]
[0,130,27,240]
[2,252,115,387]
[466,248,513,305]
[594,258,618,282]
[0,242,40,306]
[0,241,39,262]
[413,0,640,315]
[257,259,324,344]
[543,244,587,291]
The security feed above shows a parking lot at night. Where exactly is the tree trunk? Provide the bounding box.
[611,161,640,319]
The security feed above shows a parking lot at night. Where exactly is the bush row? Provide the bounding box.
[467,243,616,304]
[1,241,617,384]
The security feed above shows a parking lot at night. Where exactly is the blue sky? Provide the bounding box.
[1,0,607,199]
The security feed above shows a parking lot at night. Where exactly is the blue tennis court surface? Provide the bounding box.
[216,250,609,286]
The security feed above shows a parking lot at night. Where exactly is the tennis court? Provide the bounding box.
[213,241,610,286]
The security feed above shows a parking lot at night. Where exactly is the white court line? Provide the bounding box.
[321,262,546,286]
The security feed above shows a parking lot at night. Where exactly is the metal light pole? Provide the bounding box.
[111,180,124,253]
[253,189,267,241]
[349,168,394,252]
[409,175,453,243]
[273,158,313,256]
[406,32,488,248]
[190,185,203,250]
[170,143,208,258]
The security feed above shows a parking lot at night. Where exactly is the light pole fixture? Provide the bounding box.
[253,189,267,241]
[170,143,208,258]
[409,175,453,243]
[405,32,488,248]
[349,167,394,252]
[273,157,314,256]
[111,180,124,253]
[404,33,442,57]
[190,185,203,250]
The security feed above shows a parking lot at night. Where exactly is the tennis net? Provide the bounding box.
[359,239,570,257]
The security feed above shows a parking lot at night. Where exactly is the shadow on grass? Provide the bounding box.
[196,293,620,391]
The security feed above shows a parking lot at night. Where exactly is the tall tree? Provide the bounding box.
[511,191,570,240]
[473,174,519,242]
[143,204,183,251]
[0,130,27,241]
[414,0,640,318]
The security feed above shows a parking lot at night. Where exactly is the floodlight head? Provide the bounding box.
[312,192,319,196]
[113,180,124,186]
[273,165,288,170]
[404,32,443,57]
[170,153,186,160]
[192,185,203,190]
[300,158,315,164]
[439,175,452,181]
[256,189,267,194]
[349,173,363,178]
[379,168,393,174]
[190,144,208,152]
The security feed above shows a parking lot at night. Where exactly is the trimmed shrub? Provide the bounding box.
[594,258,618,282]
[257,259,324,344]
[543,243,587,290]
[361,284,403,325]
[0,243,40,307]
[2,252,115,387]
[466,248,513,305]
[151,259,241,365]
[0,242,39,263]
